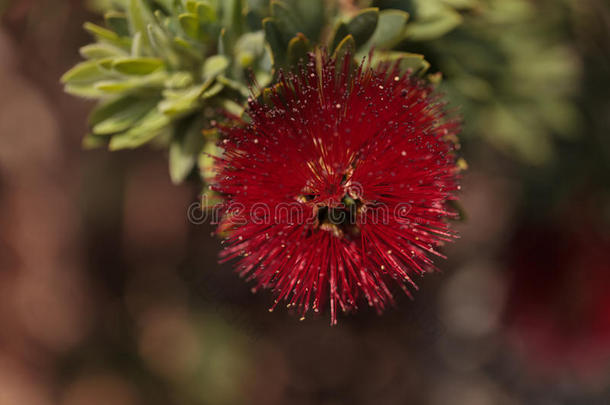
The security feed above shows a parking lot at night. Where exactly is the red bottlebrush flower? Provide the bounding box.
[212,52,461,324]
[505,221,610,377]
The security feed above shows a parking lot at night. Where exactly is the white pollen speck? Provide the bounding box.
[394,76,400,81]
[253,138,259,144]
[336,103,341,109]
[401,150,407,156]
[379,85,384,89]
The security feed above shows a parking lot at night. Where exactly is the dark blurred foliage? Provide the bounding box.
[505,215,610,379]
[0,1,610,404]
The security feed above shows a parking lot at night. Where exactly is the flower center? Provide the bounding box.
[297,193,364,238]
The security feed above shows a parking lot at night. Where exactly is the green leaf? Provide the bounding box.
[196,2,217,22]
[89,95,141,127]
[153,0,173,12]
[234,31,266,67]
[199,137,223,182]
[92,99,158,135]
[84,22,119,42]
[113,57,164,75]
[80,43,128,59]
[146,25,180,69]
[185,0,198,14]
[361,9,409,52]
[220,98,246,116]
[270,1,300,44]
[165,72,194,89]
[159,82,211,117]
[404,6,462,41]
[169,118,205,184]
[218,27,229,56]
[332,34,356,62]
[246,9,263,31]
[94,71,167,94]
[346,8,379,48]
[179,13,203,40]
[330,22,349,51]
[371,51,429,74]
[263,18,287,69]
[217,76,250,97]
[131,31,144,57]
[221,0,245,38]
[61,60,114,84]
[82,133,108,149]
[287,34,310,67]
[283,0,325,41]
[172,36,202,62]
[128,0,155,40]
[202,55,230,80]
[109,108,171,150]
[64,84,107,98]
[201,82,224,98]
[105,11,129,37]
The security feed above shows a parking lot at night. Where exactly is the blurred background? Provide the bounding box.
[0,0,609,404]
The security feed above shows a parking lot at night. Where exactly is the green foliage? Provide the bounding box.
[73,0,577,182]
[64,0,272,184]
[328,5,442,75]
[402,0,581,164]
[70,0,446,186]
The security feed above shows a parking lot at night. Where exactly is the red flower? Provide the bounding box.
[212,53,461,324]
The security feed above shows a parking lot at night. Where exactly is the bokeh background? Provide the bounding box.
[1,0,609,404]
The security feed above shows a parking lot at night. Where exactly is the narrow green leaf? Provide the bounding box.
[217,75,250,97]
[92,99,158,135]
[109,108,170,150]
[270,0,300,43]
[113,57,164,75]
[64,84,107,98]
[61,60,114,84]
[94,71,167,94]
[84,22,119,42]
[128,0,154,39]
[332,34,356,62]
[220,98,246,116]
[80,43,127,59]
[330,22,349,51]
[169,118,205,184]
[89,95,141,126]
[287,34,310,67]
[202,55,230,80]
[179,13,200,39]
[263,18,287,70]
[221,0,245,38]
[371,51,429,74]
[199,138,223,182]
[131,31,144,57]
[404,7,462,41]
[159,82,211,117]
[201,82,224,98]
[105,11,129,37]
